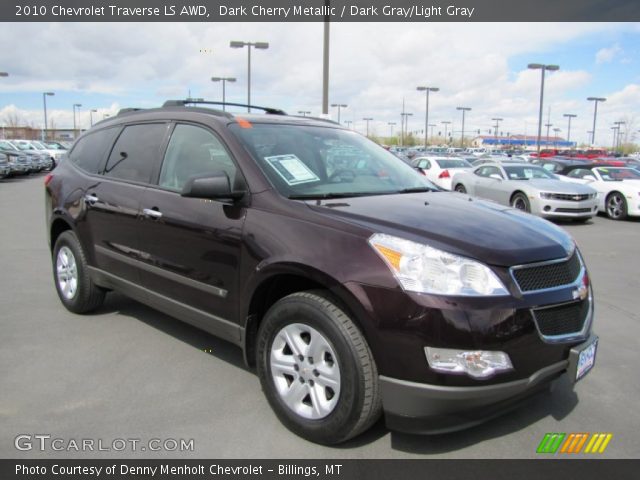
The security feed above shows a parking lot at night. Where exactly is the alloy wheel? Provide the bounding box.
[270,323,341,420]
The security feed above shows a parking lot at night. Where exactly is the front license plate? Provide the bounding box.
[576,338,597,381]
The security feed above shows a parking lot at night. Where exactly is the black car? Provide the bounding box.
[45,100,598,444]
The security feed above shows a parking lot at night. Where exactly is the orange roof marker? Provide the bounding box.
[236,117,253,129]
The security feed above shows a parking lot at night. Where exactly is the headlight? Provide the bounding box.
[539,192,553,199]
[368,233,508,296]
[425,347,513,379]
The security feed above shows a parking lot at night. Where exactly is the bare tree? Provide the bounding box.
[3,111,23,128]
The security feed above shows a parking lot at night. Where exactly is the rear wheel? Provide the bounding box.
[257,291,381,445]
[511,192,531,213]
[53,231,106,313]
[606,192,627,220]
[454,184,467,194]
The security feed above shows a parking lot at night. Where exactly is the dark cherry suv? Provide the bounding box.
[45,101,598,444]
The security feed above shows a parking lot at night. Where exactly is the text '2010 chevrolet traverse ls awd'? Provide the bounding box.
[45,100,598,445]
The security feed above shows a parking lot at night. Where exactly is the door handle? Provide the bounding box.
[84,194,99,205]
[143,208,163,219]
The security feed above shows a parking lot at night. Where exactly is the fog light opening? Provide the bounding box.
[425,347,513,379]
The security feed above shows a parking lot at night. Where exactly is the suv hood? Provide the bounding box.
[306,192,574,267]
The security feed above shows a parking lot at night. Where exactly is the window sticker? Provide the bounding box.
[264,154,320,185]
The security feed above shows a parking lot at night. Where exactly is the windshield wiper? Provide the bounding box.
[288,192,383,199]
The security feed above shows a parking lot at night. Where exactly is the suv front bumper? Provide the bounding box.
[381,333,598,434]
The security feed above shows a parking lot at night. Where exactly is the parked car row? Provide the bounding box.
[399,150,639,222]
[0,139,69,178]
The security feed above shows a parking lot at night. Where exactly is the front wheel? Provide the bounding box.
[511,192,531,213]
[606,192,627,220]
[454,184,467,194]
[257,291,381,445]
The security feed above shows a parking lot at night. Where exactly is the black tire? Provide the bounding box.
[52,230,106,313]
[257,290,381,445]
[511,192,531,213]
[454,184,467,194]
[605,191,628,220]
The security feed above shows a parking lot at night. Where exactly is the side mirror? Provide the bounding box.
[489,174,503,180]
[181,172,244,200]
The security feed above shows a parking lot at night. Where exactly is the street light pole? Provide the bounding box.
[528,63,560,154]
[363,117,373,137]
[73,103,82,138]
[428,123,436,141]
[563,113,577,146]
[42,92,54,141]
[388,122,396,142]
[322,1,330,115]
[545,123,553,148]
[611,126,619,151]
[456,107,471,148]
[613,120,625,151]
[417,86,439,150]
[553,128,561,149]
[331,103,347,123]
[492,117,503,144]
[230,41,269,112]
[211,76,237,111]
[345,120,353,130]
[442,121,451,145]
[587,97,606,146]
[89,109,97,127]
[298,111,311,117]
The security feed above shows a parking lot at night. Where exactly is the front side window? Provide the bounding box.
[104,123,167,183]
[594,167,640,181]
[159,124,238,191]
[229,123,436,198]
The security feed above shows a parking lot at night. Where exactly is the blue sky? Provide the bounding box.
[1,22,639,146]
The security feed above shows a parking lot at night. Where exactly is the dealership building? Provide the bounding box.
[471,135,576,150]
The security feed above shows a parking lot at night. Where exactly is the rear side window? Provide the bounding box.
[104,123,167,183]
[68,128,120,174]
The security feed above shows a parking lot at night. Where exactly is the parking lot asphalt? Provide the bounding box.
[1,173,638,459]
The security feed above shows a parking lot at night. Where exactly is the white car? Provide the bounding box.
[559,165,640,220]
[411,156,472,190]
[11,140,60,168]
[452,163,599,221]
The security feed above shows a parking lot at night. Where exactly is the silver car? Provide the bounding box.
[451,162,599,222]
[0,153,10,178]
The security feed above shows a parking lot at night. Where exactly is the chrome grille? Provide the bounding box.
[547,193,593,201]
[532,299,589,337]
[555,208,593,213]
[512,253,581,292]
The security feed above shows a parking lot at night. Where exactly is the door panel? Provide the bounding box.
[136,123,246,324]
[137,189,245,322]
[81,179,146,283]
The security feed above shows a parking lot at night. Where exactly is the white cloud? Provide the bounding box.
[595,43,622,64]
[0,22,637,146]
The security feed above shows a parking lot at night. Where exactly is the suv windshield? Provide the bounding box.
[230,123,438,198]
[503,165,556,180]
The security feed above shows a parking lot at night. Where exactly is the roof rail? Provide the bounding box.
[163,99,287,115]
[117,108,143,116]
